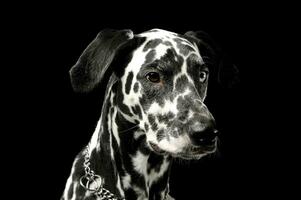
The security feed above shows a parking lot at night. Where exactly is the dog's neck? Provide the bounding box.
[88,78,172,199]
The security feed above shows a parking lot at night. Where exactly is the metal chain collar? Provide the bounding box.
[80,145,125,200]
[79,144,170,200]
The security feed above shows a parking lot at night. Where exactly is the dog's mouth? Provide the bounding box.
[148,141,217,159]
[175,144,217,160]
[149,142,167,155]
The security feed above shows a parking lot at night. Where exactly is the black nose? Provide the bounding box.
[190,125,219,146]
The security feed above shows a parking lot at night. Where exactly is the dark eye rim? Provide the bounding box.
[199,70,208,82]
[145,72,161,83]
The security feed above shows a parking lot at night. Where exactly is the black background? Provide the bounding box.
[4,1,297,200]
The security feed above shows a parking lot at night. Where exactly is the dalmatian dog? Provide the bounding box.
[61,29,237,200]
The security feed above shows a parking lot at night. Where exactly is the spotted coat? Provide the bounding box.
[62,29,237,200]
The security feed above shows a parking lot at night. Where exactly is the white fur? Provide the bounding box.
[188,109,194,119]
[153,43,169,59]
[134,130,145,140]
[116,174,125,197]
[131,151,149,176]
[159,135,190,154]
[122,173,131,189]
[63,167,75,200]
[133,186,147,200]
[112,106,121,146]
[70,182,78,200]
[138,29,176,39]
[89,120,101,155]
[107,101,114,160]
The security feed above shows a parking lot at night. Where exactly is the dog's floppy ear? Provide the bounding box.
[69,29,134,92]
[184,31,239,88]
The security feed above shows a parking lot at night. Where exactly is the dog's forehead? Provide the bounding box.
[137,29,201,60]
[138,29,179,39]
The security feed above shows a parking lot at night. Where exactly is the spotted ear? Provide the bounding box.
[184,31,239,88]
[69,29,134,92]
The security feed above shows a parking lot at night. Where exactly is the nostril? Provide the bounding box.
[213,129,219,136]
[178,115,186,121]
[190,128,219,146]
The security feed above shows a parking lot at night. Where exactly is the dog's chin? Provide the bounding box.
[175,145,217,160]
[149,141,216,159]
[149,141,168,156]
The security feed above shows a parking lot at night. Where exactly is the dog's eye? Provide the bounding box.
[145,72,161,83]
[199,71,208,83]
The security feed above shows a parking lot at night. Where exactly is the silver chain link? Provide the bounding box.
[80,145,125,200]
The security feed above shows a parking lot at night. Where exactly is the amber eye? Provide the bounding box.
[199,71,207,83]
[145,72,161,83]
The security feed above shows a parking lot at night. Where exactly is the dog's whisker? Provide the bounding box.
[119,124,140,133]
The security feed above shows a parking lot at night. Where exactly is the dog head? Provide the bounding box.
[70,29,238,159]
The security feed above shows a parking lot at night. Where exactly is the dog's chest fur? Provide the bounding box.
[63,77,172,200]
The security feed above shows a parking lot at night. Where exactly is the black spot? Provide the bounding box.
[119,104,133,117]
[152,123,158,132]
[175,75,189,93]
[133,82,139,93]
[144,123,149,132]
[144,50,156,65]
[178,110,189,122]
[180,44,195,56]
[115,83,133,116]
[185,44,195,52]
[164,112,175,128]
[112,36,146,78]
[162,41,172,46]
[159,48,183,75]
[173,37,186,44]
[139,95,150,112]
[177,96,190,113]
[173,38,195,56]
[156,129,165,142]
[148,29,159,32]
[167,112,175,119]
[143,39,163,52]
[138,136,151,155]
[157,114,169,124]
[148,114,158,131]
[186,54,204,74]
[125,71,133,94]
[124,188,138,200]
[157,112,174,127]
[156,97,165,107]
[148,153,164,173]
[131,105,142,119]
[148,115,156,129]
